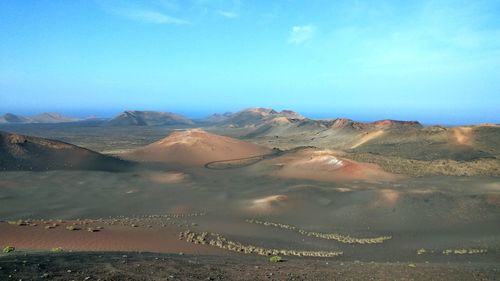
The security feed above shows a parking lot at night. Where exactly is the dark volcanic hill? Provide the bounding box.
[208,109,500,164]
[0,113,79,124]
[0,113,30,124]
[212,108,420,134]
[217,108,304,127]
[0,131,133,171]
[205,112,233,123]
[106,111,194,126]
[30,112,79,123]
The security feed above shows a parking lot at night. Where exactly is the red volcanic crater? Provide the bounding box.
[121,129,272,167]
[265,148,401,183]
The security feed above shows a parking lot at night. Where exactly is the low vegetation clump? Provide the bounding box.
[3,246,15,253]
[443,248,487,255]
[179,230,343,258]
[269,255,283,263]
[246,219,392,244]
[7,219,28,226]
[45,223,59,229]
[89,212,206,229]
[416,248,488,255]
[65,225,81,231]
[50,247,64,252]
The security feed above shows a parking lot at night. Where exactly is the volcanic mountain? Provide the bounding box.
[253,148,401,182]
[0,113,30,124]
[208,108,425,148]
[205,112,233,123]
[215,108,304,127]
[30,112,79,123]
[0,131,132,171]
[121,129,272,166]
[106,111,194,126]
[0,113,78,124]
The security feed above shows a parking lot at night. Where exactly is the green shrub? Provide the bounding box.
[269,255,283,263]
[51,247,64,252]
[3,246,15,253]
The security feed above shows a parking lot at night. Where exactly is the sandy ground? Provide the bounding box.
[0,252,499,281]
[0,220,221,255]
[1,124,500,280]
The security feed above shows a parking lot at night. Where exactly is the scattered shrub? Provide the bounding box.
[66,225,80,231]
[3,246,15,253]
[51,247,64,252]
[269,255,283,263]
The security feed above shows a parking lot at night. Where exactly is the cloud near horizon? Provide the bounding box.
[288,24,315,44]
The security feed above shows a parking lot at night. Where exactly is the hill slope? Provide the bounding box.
[30,113,79,123]
[0,113,30,124]
[106,111,194,126]
[0,131,132,171]
[0,113,79,124]
[121,129,272,166]
[214,108,304,127]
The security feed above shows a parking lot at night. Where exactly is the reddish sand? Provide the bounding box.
[270,116,291,124]
[121,129,272,167]
[0,221,222,255]
[267,149,401,183]
[451,124,500,146]
[452,127,474,145]
[374,189,401,207]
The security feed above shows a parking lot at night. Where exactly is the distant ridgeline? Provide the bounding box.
[0,108,436,129]
[0,112,80,124]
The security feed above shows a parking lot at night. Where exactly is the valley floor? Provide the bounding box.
[1,123,500,280]
[1,252,499,281]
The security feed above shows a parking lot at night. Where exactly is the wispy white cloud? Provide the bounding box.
[119,9,188,24]
[288,24,315,45]
[216,10,238,19]
[97,0,188,25]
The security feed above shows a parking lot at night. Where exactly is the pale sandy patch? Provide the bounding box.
[452,127,474,145]
[243,195,289,214]
[350,130,385,149]
[149,172,187,184]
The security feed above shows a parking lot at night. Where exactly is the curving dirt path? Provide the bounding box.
[204,149,283,170]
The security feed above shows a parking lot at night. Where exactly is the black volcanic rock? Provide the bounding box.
[106,110,194,126]
[0,131,133,171]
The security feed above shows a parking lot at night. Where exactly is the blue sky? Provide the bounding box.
[0,0,499,124]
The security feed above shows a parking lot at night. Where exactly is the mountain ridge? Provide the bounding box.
[106,110,194,126]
